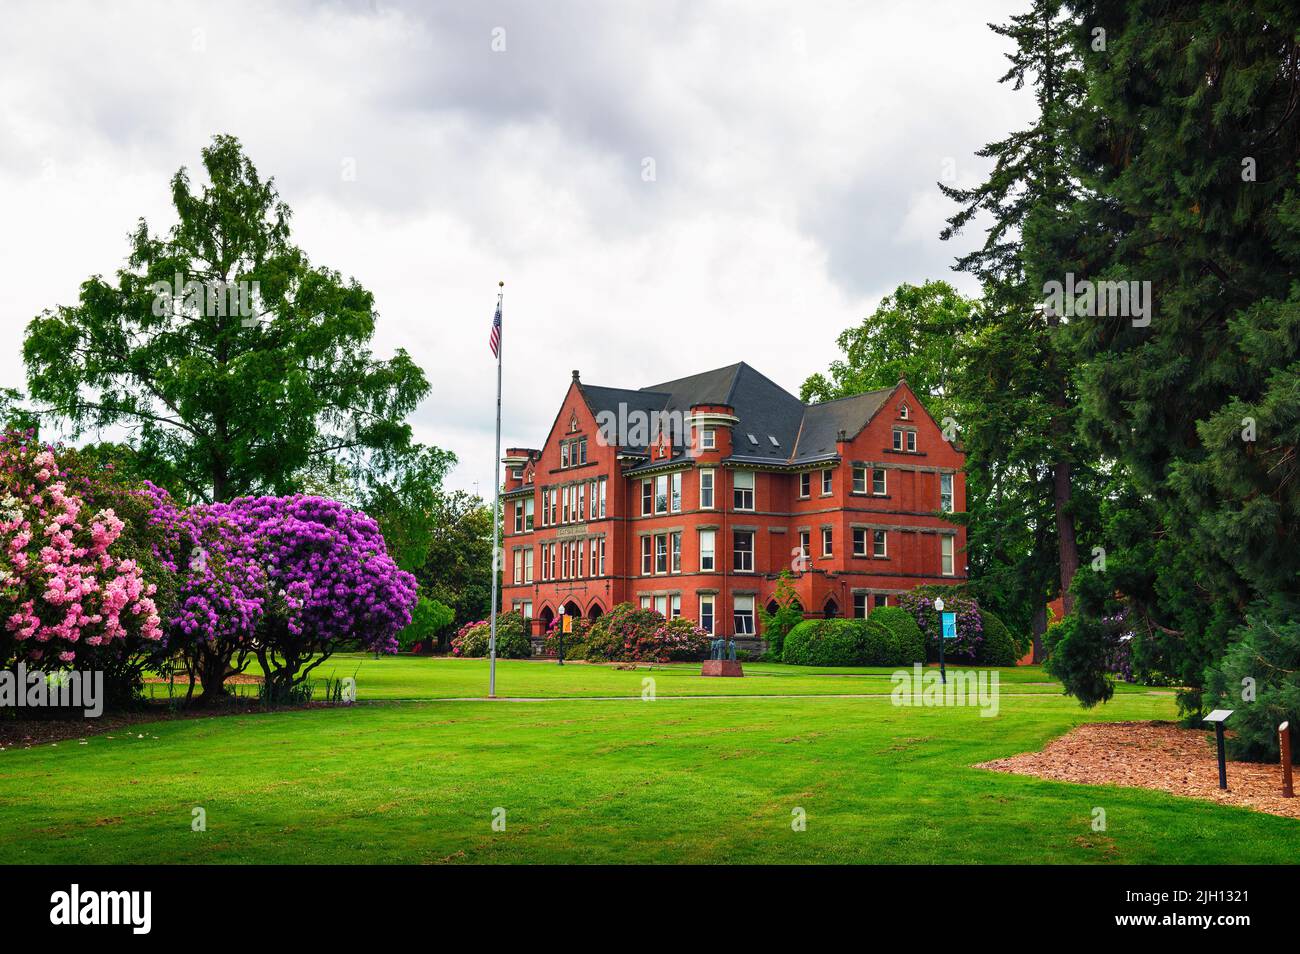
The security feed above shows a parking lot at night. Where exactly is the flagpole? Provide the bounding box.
[488,281,504,699]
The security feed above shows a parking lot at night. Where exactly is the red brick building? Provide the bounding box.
[499,362,966,654]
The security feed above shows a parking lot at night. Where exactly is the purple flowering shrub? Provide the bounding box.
[897,588,984,661]
[146,488,416,700]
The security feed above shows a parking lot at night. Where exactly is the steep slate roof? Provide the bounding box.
[578,362,899,471]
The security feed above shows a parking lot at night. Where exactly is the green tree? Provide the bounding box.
[800,280,974,424]
[758,570,805,660]
[24,134,430,503]
[414,489,495,635]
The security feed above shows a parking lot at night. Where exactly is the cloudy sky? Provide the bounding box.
[0,0,1031,496]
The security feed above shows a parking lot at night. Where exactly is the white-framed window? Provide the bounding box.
[733,531,754,572]
[940,473,954,513]
[799,472,811,498]
[853,527,867,557]
[562,486,570,524]
[549,488,557,524]
[590,539,599,576]
[513,501,523,533]
[701,428,716,450]
[640,595,652,609]
[513,549,523,585]
[822,528,833,557]
[734,470,754,510]
[892,428,904,451]
[577,484,586,522]
[907,431,917,452]
[561,544,569,579]
[699,529,715,571]
[670,594,681,618]
[670,472,682,513]
[588,480,597,520]
[525,548,534,583]
[873,469,887,495]
[576,540,585,579]
[560,443,570,468]
[821,469,833,496]
[699,594,715,634]
[521,600,533,619]
[700,468,715,509]
[640,480,652,515]
[799,530,810,561]
[524,497,534,531]
[655,534,668,574]
[733,595,755,636]
[654,595,668,617]
[671,532,682,573]
[598,538,606,575]
[641,536,653,575]
[853,593,868,618]
[899,403,910,420]
[655,474,669,514]
[599,478,607,517]
[549,543,557,579]
[873,529,887,558]
[941,534,955,576]
[852,466,867,493]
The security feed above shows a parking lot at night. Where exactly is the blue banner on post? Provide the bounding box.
[941,612,957,640]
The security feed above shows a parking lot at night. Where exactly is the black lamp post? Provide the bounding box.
[557,606,565,666]
[1203,709,1233,789]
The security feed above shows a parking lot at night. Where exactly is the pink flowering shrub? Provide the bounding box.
[579,603,709,663]
[0,435,163,670]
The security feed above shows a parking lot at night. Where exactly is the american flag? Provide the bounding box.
[489,301,502,358]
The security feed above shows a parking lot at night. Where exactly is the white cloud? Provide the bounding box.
[0,0,1033,496]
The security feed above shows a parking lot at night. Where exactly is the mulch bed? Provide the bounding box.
[978,720,1300,820]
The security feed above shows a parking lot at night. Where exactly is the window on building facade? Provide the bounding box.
[640,595,652,609]
[655,595,668,617]
[577,484,586,522]
[907,431,916,452]
[899,403,909,420]
[941,534,955,576]
[734,471,754,510]
[821,469,833,495]
[513,550,523,585]
[549,543,557,580]
[641,536,652,575]
[873,529,887,558]
[701,428,716,449]
[733,531,754,572]
[524,548,534,583]
[655,534,668,574]
[874,594,888,610]
[576,540,584,578]
[671,532,682,573]
[561,544,569,579]
[852,466,867,493]
[873,468,887,495]
[562,487,570,524]
[853,527,867,557]
[853,593,868,618]
[699,530,715,571]
[822,528,833,557]
[599,538,606,575]
[940,473,953,513]
[670,472,682,513]
[549,488,557,525]
[670,594,681,618]
[733,595,755,635]
[513,501,523,533]
[799,530,810,562]
[699,594,715,633]
[893,428,903,451]
[655,474,669,514]
[799,472,810,498]
[521,600,533,619]
[641,480,652,516]
[599,478,607,517]
[524,497,534,531]
[700,469,714,509]
[560,443,569,468]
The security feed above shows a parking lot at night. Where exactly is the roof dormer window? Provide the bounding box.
[899,403,910,420]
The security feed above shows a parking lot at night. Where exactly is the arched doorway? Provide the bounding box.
[587,602,604,621]
[538,605,555,635]
[562,600,582,619]
[823,597,839,619]
[765,599,780,616]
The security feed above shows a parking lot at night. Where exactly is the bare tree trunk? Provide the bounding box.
[1031,601,1047,664]
[1053,459,1079,616]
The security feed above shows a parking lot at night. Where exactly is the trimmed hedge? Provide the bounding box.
[978,610,1019,666]
[867,606,925,664]
[782,619,864,666]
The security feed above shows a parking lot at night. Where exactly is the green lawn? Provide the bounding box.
[1,656,1292,864]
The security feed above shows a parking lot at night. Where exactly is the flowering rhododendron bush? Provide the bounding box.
[897,588,984,662]
[578,603,709,663]
[225,495,417,697]
[146,488,417,700]
[0,435,164,673]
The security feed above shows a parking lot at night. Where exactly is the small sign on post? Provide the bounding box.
[934,597,952,684]
[1203,709,1234,790]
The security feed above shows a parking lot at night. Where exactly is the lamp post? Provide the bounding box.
[557,605,566,666]
[934,596,947,685]
[1281,721,1293,798]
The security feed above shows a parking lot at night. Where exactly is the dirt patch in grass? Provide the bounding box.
[978,720,1300,820]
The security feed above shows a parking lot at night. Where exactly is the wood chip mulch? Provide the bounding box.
[978,720,1300,820]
